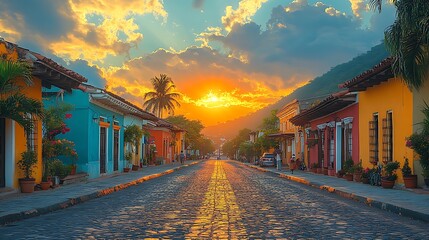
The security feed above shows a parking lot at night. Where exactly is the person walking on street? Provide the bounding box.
[290,154,296,174]
[180,151,185,165]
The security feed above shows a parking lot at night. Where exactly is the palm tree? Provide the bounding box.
[143,74,181,118]
[0,59,43,136]
[370,0,429,90]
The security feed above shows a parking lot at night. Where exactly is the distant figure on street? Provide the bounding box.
[180,151,185,165]
[290,154,296,174]
[276,153,281,170]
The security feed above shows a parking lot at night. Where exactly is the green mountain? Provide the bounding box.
[203,43,389,140]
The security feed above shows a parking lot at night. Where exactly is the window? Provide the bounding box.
[382,111,393,163]
[345,123,352,161]
[25,114,37,152]
[369,114,379,164]
[319,130,325,166]
[328,127,335,168]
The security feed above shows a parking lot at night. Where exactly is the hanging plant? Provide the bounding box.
[124,124,144,146]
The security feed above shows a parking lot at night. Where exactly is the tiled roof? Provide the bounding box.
[289,91,356,126]
[30,52,88,83]
[1,39,88,91]
[339,58,393,91]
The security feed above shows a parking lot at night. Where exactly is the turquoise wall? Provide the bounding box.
[43,88,126,179]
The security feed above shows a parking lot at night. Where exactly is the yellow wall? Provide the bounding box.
[276,100,303,164]
[1,41,43,188]
[412,79,429,186]
[358,77,413,183]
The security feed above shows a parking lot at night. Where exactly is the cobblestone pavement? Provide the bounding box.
[1,160,427,239]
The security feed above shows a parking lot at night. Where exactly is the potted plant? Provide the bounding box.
[381,161,400,189]
[17,150,38,193]
[323,166,328,175]
[402,157,417,188]
[353,160,363,182]
[40,159,52,190]
[336,169,345,178]
[311,162,318,173]
[328,167,336,176]
[124,151,132,172]
[343,157,354,181]
[361,167,370,184]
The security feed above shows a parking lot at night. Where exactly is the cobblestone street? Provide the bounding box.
[1,160,427,239]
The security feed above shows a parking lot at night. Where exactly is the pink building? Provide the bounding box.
[290,91,359,173]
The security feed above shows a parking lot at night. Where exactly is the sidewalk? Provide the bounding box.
[0,160,200,225]
[239,162,429,223]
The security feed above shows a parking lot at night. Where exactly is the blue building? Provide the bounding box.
[43,84,157,179]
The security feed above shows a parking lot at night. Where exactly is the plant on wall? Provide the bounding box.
[406,103,429,181]
[124,124,143,165]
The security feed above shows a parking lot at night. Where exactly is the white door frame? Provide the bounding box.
[335,122,342,172]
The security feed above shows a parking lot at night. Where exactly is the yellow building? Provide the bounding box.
[342,58,416,185]
[0,40,86,190]
[270,100,305,166]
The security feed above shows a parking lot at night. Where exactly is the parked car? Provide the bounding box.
[259,153,275,167]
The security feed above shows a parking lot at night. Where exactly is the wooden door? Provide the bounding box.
[113,129,119,171]
[100,127,107,174]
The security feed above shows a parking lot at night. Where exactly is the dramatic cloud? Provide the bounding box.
[0,0,167,63]
[105,46,298,125]
[204,1,385,84]
[349,0,368,18]
[222,0,268,32]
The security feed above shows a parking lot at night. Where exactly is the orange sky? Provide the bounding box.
[0,0,395,127]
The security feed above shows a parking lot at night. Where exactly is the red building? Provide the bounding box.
[148,120,184,165]
[290,91,359,173]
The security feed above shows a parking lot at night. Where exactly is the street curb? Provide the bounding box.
[0,161,200,226]
[239,162,429,223]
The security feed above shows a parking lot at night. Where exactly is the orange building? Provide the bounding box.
[148,120,184,165]
[0,40,86,190]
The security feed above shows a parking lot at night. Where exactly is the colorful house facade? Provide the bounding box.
[0,40,86,190]
[43,83,157,179]
[148,120,185,164]
[341,58,418,185]
[290,91,359,172]
[270,100,304,166]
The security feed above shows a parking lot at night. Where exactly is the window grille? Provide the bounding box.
[369,115,379,164]
[329,127,335,167]
[25,114,38,153]
[382,112,393,163]
[345,124,352,161]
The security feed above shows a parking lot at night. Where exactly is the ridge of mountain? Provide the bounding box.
[203,43,389,140]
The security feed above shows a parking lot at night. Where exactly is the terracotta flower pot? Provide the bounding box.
[132,165,139,171]
[361,177,369,184]
[381,179,395,189]
[19,178,35,193]
[70,165,76,175]
[123,167,130,173]
[353,172,362,182]
[403,175,417,188]
[311,168,317,173]
[40,181,51,190]
[323,168,328,175]
[343,174,353,181]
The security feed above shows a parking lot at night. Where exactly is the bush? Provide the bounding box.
[17,150,38,179]
[401,158,412,177]
[50,159,71,179]
[383,161,400,181]
[344,157,354,174]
